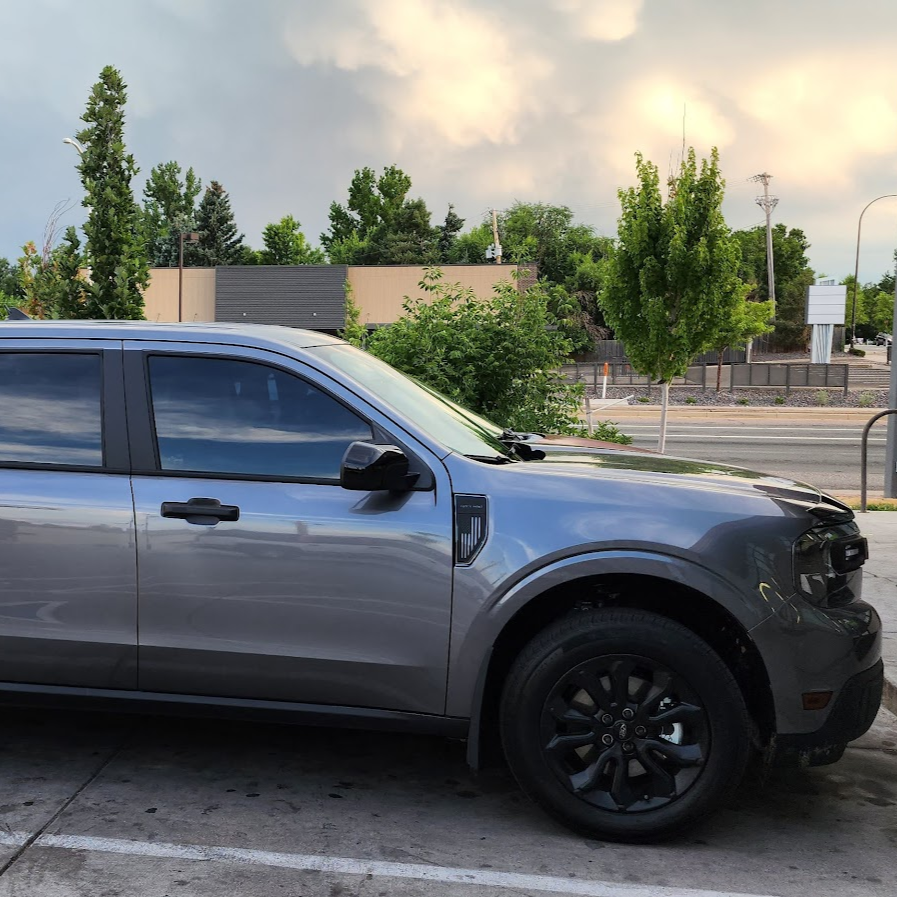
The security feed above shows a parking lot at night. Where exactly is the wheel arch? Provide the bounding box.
[464,564,775,770]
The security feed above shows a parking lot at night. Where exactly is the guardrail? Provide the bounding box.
[860,409,897,512]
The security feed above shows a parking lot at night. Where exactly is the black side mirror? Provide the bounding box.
[340,442,420,492]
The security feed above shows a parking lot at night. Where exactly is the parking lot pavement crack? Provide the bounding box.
[0,737,128,880]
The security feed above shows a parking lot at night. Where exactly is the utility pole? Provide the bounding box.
[489,209,502,264]
[751,173,778,314]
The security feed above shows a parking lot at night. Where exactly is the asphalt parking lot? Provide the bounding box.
[1,706,896,897]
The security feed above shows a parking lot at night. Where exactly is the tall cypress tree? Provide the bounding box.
[191,181,246,266]
[75,65,149,319]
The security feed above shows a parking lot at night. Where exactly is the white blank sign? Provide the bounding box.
[805,285,846,325]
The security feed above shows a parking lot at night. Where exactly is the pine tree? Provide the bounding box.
[52,227,90,319]
[438,204,465,262]
[190,181,246,266]
[75,65,149,319]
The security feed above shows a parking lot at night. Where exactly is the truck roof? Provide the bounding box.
[0,320,344,352]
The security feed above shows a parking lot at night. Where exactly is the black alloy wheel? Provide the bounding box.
[541,655,709,813]
[500,608,752,842]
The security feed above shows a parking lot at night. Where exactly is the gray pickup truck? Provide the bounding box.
[0,321,882,842]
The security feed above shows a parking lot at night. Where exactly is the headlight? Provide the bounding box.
[793,523,867,606]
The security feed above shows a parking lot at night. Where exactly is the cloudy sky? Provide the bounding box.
[3,0,897,283]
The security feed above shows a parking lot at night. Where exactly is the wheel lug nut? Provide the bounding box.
[622,742,634,752]
[601,714,613,726]
[601,734,614,746]
[622,709,634,720]
[635,726,647,737]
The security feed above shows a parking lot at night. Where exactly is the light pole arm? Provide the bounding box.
[851,194,897,346]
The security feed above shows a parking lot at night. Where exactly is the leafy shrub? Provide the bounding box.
[849,347,866,357]
[815,390,830,406]
[737,397,750,405]
[774,395,786,405]
[591,420,632,444]
[858,391,876,408]
[367,269,630,441]
[685,395,697,404]
[637,395,652,403]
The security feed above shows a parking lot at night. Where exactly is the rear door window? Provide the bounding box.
[0,353,103,467]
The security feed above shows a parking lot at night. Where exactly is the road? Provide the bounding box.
[617,419,887,493]
[0,707,895,897]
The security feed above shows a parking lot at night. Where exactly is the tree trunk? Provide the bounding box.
[716,350,724,393]
[658,381,670,453]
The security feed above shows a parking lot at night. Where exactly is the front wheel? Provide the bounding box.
[500,608,751,842]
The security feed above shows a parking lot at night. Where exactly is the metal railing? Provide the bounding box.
[729,362,849,395]
[860,409,897,512]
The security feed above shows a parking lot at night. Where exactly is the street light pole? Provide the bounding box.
[178,232,199,322]
[886,266,897,497]
[62,137,86,156]
[850,194,897,347]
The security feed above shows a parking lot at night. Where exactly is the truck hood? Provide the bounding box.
[525,444,827,507]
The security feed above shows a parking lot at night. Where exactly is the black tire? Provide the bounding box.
[500,608,751,842]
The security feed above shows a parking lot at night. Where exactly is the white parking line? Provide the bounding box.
[0,830,781,897]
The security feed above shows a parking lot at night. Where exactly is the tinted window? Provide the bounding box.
[148,356,373,479]
[0,353,103,467]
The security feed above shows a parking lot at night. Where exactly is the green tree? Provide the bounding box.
[437,204,465,262]
[75,65,149,319]
[17,242,56,319]
[600,148,742,451]
[143,161,202,266]
[190,181,246,266]
[15,228,89,319]
[339,281,367,347]
[710,294,774,391]
[321,165,439,264]
[257,215,325,264]
[52,227,90,318]
[732,224,815,351]
[455,203,613,347]
[0,257,23,300]
[366,268,629,441]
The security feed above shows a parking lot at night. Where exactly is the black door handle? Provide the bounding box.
[160,498,240,525]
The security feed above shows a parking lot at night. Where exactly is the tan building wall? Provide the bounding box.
[348,264,521,327]
[142,268,216,322]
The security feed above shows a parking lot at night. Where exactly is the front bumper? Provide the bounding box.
[750,593,882,740]
[768,659,883,767]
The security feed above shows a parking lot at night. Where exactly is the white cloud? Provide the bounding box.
[285,0,552,148]
[552,0,644,41]
[737,52,897,188]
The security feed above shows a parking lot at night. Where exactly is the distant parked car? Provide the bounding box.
[874,332,892,346]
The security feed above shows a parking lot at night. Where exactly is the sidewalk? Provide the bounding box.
[856,512,897,715]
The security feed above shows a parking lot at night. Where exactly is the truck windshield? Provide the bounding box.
[309,343,511,459]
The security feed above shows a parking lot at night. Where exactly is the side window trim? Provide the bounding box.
[0,346,126,473]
